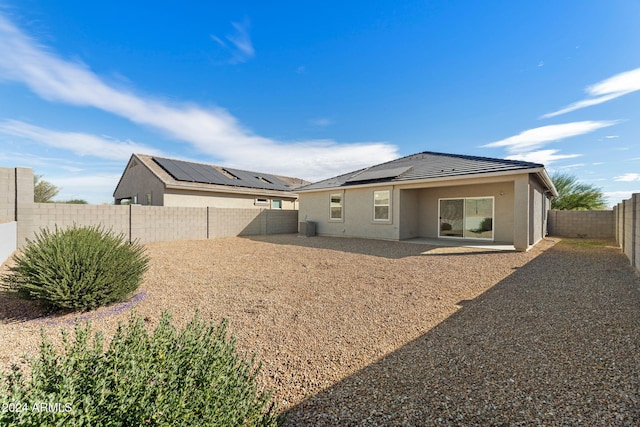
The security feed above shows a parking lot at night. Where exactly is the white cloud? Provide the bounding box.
[309,118,333,127]
[0,13,399,181]
[52,173,122,204]
[483,121,617,154]
[210,19,255,64]
[542,67,640,118]
[0,120,162,161]
[604,190,640,206]
[614,173,640,182]
[504,149,581,165]
[604,135,619,139]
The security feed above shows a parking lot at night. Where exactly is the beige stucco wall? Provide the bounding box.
[113,159,165,206]
[163,189,297,210]
[529,175,546,245]
[299,186,400,240]
[413,181,515,243]
[299,175,534,243]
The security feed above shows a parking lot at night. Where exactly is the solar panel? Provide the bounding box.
[346,166,412,183]
[152,157,292,191]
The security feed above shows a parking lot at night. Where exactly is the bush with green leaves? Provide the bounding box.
[2,225,149,311]
[0,311,279,426]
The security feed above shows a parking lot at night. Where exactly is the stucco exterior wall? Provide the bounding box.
[113,159,165,205]
[164,189,297,210]
[529,176,546,245]
[0,221,16,266]
[414,181,515,243]
[299,176,527,243]
[298,186,400,240]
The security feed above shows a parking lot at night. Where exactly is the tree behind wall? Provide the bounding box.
[551,173,607,210]
[33,175,59,203]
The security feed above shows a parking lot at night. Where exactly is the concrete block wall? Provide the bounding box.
[0,167,16,222]
[547,210,615,238]
[208,208,264,238]
[614,193,639,275]
[131,205,207,243]
[266,210,299,235]
[2,165,299,249]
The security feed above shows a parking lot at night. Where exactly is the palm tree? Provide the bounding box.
[551,172,607,210]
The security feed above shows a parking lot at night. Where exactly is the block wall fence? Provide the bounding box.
[0,167,298,258]
[614,194,639,275]
[547,210,616,239]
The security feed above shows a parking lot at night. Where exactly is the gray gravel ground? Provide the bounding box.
[284,239,640,426]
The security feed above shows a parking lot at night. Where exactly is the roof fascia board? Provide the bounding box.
[298,168,544,193]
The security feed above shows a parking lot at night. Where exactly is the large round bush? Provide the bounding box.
[3,225,149,310]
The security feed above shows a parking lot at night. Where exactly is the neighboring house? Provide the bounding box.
[297,151,558,251]
[113,154,308,209]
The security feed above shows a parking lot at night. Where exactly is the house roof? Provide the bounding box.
[298,151,556,194]
[114,154,309,197]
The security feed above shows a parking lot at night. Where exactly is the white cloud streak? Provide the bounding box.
[504,149,581,165]
[0,13,398,181]
[210,19,255,64]
[0,120,162,161]
[483,121,617,154]
[614,173,640,182]
[542,67,640,118]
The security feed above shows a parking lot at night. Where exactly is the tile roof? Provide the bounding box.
[299,151,546,191]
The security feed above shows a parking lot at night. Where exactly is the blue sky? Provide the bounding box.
[0,1,639,205]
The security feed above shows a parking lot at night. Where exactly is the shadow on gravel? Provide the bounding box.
[245,234,511,259]
[284,240,640,426]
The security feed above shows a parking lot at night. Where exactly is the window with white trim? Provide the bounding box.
[255,198,269,206]
[271,199,282,209]
[330,193,343,220]
[373,190,390,221]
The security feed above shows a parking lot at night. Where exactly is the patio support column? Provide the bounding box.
[513,175,530,251]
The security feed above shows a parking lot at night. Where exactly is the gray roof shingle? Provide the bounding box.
[299,151,545,191]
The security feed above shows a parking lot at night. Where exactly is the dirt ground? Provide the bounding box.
[2,235,638,425]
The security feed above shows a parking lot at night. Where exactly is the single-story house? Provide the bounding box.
[113,154,309,209]
[297,151,558,251]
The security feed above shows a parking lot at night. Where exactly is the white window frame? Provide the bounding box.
[329,193,343,221]
[373,190,391,222]
[271,199,282,209]
[254,198,269,206]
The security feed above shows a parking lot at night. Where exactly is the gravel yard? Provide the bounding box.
[1,235,639,425]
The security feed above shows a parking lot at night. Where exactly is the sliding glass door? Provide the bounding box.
[439,197,494,240]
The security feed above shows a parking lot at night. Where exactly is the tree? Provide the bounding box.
[33,175,59,203]
[551,172,607,210]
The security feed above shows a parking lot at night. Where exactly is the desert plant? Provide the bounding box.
[0,311,279,426]
[2,225,148,311]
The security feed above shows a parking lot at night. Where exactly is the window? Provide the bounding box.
[271,199,282,209]
[330,193,343,220]
[373,190,390,221]
[438,197,494,240]
[146,193,152,205]
[132,195,138,204]
[255,198,269,206]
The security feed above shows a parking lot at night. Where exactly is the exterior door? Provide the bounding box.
[439,197,494,240]
[439,199,464,237]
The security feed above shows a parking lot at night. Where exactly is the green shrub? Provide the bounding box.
[2,225,149,311]
[0,311,279,426]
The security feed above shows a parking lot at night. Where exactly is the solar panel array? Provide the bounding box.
[346,166,413,183]
[152,157,292,191]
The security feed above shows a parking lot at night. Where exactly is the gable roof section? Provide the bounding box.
[114,154,309,197]
[299,151,553,192]
[152,156,294,192]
